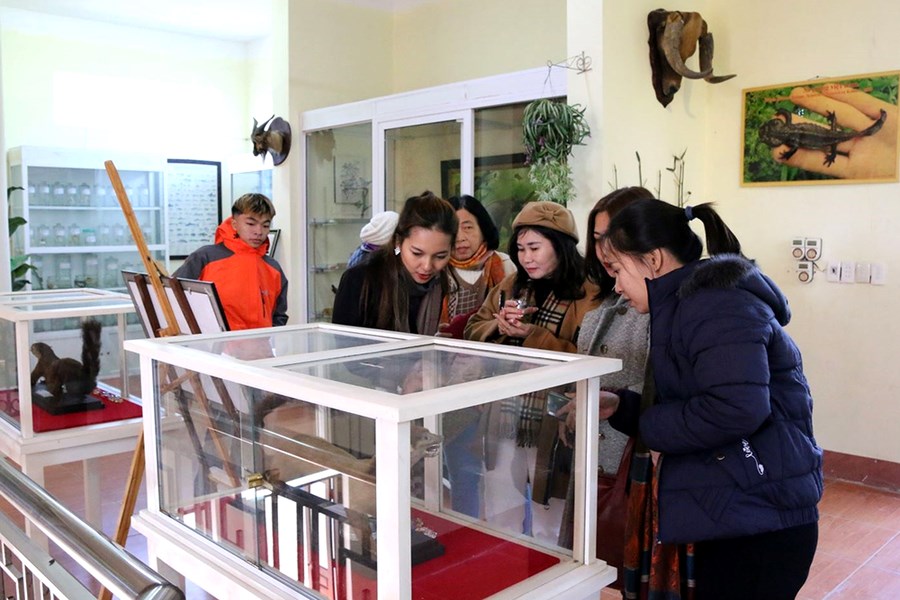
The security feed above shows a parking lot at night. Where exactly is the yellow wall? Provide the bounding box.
[392,0,566,93]
[288,1,393,113]
[569,0,900,463]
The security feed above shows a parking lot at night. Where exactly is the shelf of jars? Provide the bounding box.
[8,146,169,293]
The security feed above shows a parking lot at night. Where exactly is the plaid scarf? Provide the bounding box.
[500,290,571,446]
[623,361,695,599]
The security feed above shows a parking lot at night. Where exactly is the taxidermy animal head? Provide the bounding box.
[647,9,736,107]
[250,115,292,166]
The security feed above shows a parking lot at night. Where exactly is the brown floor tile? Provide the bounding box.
[869,534,900,573]
[829,564,900,599]
[821,481,900,528]
[797,550,859,599]
[817,514,897,563]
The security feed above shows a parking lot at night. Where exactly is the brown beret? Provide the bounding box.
[512,201,579,242]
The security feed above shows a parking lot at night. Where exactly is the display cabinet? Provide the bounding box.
[7,146,168,292]
[307,217,369,321]
[0,288,143,528]
[305,124,373,323]
[126,323,620,600]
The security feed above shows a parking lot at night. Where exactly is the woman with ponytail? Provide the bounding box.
[600,199,822,600]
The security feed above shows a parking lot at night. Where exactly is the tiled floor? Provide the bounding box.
[4,453,900,599]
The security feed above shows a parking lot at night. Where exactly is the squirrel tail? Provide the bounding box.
[80,318,102,389]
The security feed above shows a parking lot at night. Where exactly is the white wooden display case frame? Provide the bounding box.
[126,322,621,600]
[0,288,142,529]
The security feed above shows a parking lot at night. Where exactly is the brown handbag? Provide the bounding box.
[596,437,635,588]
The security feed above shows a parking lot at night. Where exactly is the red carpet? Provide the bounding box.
[350,509,561,599]
[0,388,142,433]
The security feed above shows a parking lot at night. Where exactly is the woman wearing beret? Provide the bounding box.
[465,201,600,542]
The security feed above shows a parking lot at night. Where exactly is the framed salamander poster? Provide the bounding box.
[741,70,900,186]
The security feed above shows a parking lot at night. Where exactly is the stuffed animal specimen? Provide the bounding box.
[250,115,292,166]
[647,9,736,107]
[30,319,102,400]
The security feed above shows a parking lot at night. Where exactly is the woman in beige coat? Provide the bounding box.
[464,201,599,543]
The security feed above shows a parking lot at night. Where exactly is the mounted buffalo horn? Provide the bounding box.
[648,9,736,107]
[250,115,292,166]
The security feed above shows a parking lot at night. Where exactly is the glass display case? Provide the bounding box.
[305,125,373,322]
[0,288,144,528]
[7,146,168,292]
[127,323,620,600]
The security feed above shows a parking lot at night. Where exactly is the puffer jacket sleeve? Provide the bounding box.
[172,246,213,280]
[273,271,289,326]
[640,287,774,454]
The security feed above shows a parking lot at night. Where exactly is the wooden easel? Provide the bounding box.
[100,161,240,600]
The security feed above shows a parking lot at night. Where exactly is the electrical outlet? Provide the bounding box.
[855,262,871,283]
[796,261,814,283]
[791,237,805,260]
[826,262,841,283]
[871,262,887,285]
[840,261,855,283]
[804,237,822,261]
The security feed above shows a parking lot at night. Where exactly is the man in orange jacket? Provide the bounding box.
[173,193,288,330]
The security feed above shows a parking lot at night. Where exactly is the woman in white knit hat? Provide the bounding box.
[346,210,400,267]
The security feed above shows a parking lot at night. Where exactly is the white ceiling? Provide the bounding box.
[0,0,273,42]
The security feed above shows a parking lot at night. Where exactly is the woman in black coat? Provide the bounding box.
[600,199,822,600]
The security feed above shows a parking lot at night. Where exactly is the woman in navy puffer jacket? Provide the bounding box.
[600,198,822,600]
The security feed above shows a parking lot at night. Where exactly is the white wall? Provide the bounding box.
[569,0,900,463]
[0,8,251,158]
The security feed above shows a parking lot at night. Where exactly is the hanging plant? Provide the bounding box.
[522,99,590,205]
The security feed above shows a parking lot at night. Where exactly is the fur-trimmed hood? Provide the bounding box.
[678,254,791,326]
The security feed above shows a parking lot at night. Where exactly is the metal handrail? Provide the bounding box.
[0,457,183,600]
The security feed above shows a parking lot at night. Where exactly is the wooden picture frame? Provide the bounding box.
[741,71,900,186]
[266,229,281,257]
[122,271,229,337]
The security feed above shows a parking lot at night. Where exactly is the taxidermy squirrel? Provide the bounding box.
[30,319,102,400]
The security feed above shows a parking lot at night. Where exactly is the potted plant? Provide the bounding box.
[522,99,590,205]
[7,186,38,291]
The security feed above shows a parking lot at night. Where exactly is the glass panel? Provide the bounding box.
[385,120,461,212]
[231,169,273,199]
[306,123,373,322]
[472,102,540,251]
[176,328,399,358]
[29,316,139,433]
[0,320,18,428]
[285,346,552,394]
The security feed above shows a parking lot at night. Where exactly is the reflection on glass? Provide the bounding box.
[385,120,461,212]
[472,102,540,250]
[306,123,374,322]
[285,346,549,394]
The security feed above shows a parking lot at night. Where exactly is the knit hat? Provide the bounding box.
[359,211,399,245]
[512,201,579,242]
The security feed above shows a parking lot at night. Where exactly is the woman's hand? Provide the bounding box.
[493,299,537,338]
[557,398,577,447]
[598,391,620,420]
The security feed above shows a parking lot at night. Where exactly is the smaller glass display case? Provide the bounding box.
[127,323,621,600]
[0,288,144,526]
